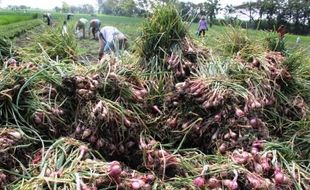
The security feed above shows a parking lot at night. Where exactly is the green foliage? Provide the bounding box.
[282,51,310,100]
[264,32,286,52]
[0,19,42,38]
[137,4,188,60]
[0,14,34,26]
[32,25,78,62]
[0,37,14,63]
[215,24,266,59]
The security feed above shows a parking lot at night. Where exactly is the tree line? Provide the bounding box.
[229,0,310,35]
[54,2,95,15]
[96,0,309,35]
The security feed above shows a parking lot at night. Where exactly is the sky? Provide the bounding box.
[0,0,244,9]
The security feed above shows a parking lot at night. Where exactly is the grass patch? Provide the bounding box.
[0,15,34,26]
[0,19,42,38]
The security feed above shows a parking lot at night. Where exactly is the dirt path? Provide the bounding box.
[77,38,99,64]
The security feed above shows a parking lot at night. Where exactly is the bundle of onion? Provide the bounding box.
[139,138,180,177]
[101,72,148,104]
[114,171,156,190]
[20,138,154,190]
[244,51,291,88]
[246,173,273,190]
[0,74,25,102]
[131,85,148,103]
[175,79,231,112]
[73,119,140,161]
[0,129,24,184]
[165,52,195,79]
[31,106,68,135]
[75,75,100,100]
[0,128,23,150]
[90,100,109,121]
[62,75,100,100]
[5,59,37,70]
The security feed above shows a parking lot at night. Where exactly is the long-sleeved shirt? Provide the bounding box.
[198,19,208,30]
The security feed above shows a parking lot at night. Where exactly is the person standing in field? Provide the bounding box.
[276,25,286,39]
[198,16,208,37]
[62,21,68,36]
[75,18,88,38]
[66,13,74,21]
[98,26,128,60]
[89,19,101,39]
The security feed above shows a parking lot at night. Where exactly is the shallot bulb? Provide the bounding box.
[254,162,263,174]
[251,147,259,155]
[79,145,89,158]
[214,114,221,122]
[249,117,263,129]
[34,112,44,124]
[193,176,205,188]
[167,117,177,128]
[274,166,284,185]
[222,179,238,190]
[246,173,266,189]
[219,143,227,154]
[222,170,239,190]
[207,177,221,189]
[131,179,145,190]
[235,108,245,117]
[260,156,270,172]
[108,161,122,178]
[231,150,251,164]
[252,140,264,149]
[8,131,22,139]
[82,129,92,139]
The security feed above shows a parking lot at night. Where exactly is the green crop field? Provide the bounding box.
[42,13,308,58]
[0,14,34,25]
[57,13,310,50]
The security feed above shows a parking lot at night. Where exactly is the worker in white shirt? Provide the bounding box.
[98,26,128,59]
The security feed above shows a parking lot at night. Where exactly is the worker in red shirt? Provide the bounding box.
[276,25,286,39]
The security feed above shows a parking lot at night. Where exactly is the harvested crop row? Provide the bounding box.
[0,4,309,190]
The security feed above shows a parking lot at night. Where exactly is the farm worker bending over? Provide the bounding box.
[43,13,52,26]
[198,16,208,37]
[89,19,101,39]
[98,26,128,60]
[76,18,88,38]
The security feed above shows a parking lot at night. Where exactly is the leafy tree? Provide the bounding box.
[62,1,70,13]
[117,0,137,16]
[234,1,259,22]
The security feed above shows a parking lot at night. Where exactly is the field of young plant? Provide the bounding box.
[0,6,310,190]
[0,12,41,39]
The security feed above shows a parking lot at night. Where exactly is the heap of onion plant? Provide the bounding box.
[11,138,156,190]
